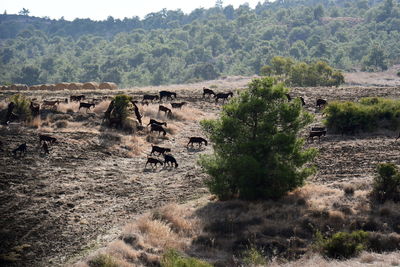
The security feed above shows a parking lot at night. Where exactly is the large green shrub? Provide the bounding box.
[161,250,212,267]
[8,94,32,121]
[324,97,400,133]
[317,230,369,259]
[199,77,316,200]
[372,163,400,203]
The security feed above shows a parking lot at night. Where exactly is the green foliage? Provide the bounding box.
[316,230,369,259]
[242,246,267,266]
[8,94,31,121]
[111,94,134,123]
[324,97,400,133]
[263,57,345,87]
[161,249,213,267]
[0,0,399,86]
[200,77,316,200]
[88,254,118,267]
[372,163,400,203]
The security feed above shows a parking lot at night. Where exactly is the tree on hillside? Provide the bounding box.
[18,8,30,16]
[362,44,388,71]
[200,77,317,200]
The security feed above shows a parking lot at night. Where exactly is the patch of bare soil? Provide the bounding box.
[344,65,400,87]
[1,82,400,266]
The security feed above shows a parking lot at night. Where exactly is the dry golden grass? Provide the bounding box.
[93,100,111,114]
[58,102,79,113]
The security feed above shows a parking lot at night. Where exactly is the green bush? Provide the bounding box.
[317,230,369,259]
[324,97,400,134]
[242,246,267,266]
[8,94,32,121]
[161,250,212,267]
[200,77,316,200]
[372,163,400,203]
[88,254,118,267]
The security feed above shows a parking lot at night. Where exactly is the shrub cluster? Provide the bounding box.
[324,97,400,134]
[8,93,32,121]
[372,163,400,203]
[260,56,345,87]
[161,250,212,267]
[315,230,369,259]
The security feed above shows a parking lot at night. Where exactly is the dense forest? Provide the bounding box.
[0,0,399,87]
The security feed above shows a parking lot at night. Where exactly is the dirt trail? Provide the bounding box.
[1,85,400,266]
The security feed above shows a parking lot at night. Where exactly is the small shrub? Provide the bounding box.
[316,230,369,259]
[160,249,212,267]
[55,120,68,128]
[372,163,400,203]
[88,254,118,267]
[242,246,267,266]
[344,185,355,196]
[8,94,31,121]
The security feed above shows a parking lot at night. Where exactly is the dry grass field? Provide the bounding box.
[1,74,400,266]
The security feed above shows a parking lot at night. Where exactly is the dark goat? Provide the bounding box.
[308,130,326,141]
[30,101,40,117]
[164,154,178,168]
[12,143,27,157]
[147,119,167,127]
[215,92,233,103]
[187,137,208,147]
[171,102,187,109]
[311,126,326,132]
[42,100,60,109]
[150,145,171,155]
[150,124,167,136]
[285,93,292,101]
[131,101,143,125]
[159,105,172,116]
[79,102,95,112]
[145,157,164,168]
[41,142,50,154]
[143,94,159,102]
[70,95,85,102]
[160,91,177,101]
[203,87,216,98]
[299,97,306,106]
[316,98,327,108]
[39,134,57,144]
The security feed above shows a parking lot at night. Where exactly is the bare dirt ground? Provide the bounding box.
[1,77,400,266]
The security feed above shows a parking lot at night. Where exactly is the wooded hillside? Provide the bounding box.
[0,0,399,87]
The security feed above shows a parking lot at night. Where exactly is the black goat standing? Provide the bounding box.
[39,134,57,145]
[316,98,327,108]
[159,91,177,101]
[143,94,159,102]
[79,102,95,112]
[150,145,171,155]
[12,143,27,157]
[203,87,216,98]
[150,124,167,136]
[145,157,164,169]
[164,154,178,168]
[147,119,167,127]
[187,137,208,147]
[307,130,326,142]
[159,105,172,117]
[215,92,233,103]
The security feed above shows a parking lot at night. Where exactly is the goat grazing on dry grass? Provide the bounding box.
[187,137,208,147]
[150,124,167,136]
[159,105,172,116]
[203,87,216,98]
[171,102,187,109]
[79,102,95,112]
[12,143,27,157]
[30,101,40,117]
[143,94,159,102]
[316,98,327,108]
[147,119,167,127]
[70,95,85,102]
[145,157,164,168]
[39,134,57,144]
[160,91,177,101]
[42,100,59,109]
[150,145,171,155]
[164,154,178,168]
[308,130,326,141]
[215,92,233,103]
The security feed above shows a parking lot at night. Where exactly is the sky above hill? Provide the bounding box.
[1,0,263,21]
